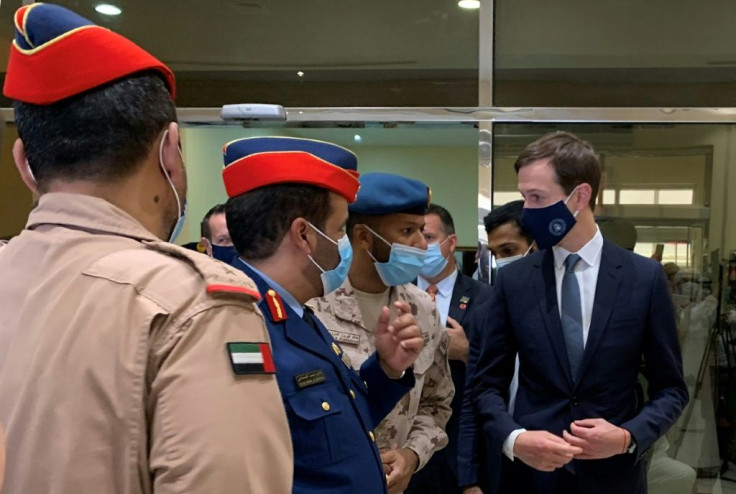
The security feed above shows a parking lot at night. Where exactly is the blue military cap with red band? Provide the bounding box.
[222,137,361,203]
[3,3,175,104]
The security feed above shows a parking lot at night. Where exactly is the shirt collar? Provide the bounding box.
[552,226,604,270]
[239,259,303,317]
[26,192,158,242]
[418,269,458,297]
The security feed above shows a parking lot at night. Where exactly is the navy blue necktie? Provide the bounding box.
[562,254,584,380]
[303,307,330,345]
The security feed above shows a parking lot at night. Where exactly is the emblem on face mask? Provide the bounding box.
[521,185,580,250]
[549,219,567,236]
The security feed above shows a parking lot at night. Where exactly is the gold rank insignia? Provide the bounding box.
[265,289,287,322]
[331,342,341,355]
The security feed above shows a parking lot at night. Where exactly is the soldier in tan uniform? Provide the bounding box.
[310,172,454,494]
[0,4,291,493]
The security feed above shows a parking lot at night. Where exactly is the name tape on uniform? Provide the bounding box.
[329,330,360,345]
[295,369,327,389]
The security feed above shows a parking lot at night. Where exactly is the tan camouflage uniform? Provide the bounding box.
[309,279,454,470]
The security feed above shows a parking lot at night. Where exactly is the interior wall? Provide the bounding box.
[0,124,32,239]
[630,126,734,257]
[488,125,736,257]
[179,126,479,247]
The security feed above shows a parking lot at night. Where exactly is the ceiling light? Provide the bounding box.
[95,3,122,15]
[296,71,305,78]
[353,135,362,142]
[457,0,480,9]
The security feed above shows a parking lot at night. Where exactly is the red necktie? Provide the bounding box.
[426,284,438,302]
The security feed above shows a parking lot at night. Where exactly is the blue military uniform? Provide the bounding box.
[222,137,416,493]
[234,261,414,493]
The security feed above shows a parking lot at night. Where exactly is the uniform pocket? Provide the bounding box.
[287,384,357,468]
[290,386,344,420]
[413,347,434,375]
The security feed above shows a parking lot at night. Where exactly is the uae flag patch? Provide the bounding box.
[227,342,276,375]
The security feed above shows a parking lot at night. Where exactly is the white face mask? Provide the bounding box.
[495,244,533,270]
[419,236,451,278]
[159,129,187,243]
[306,222,353,295]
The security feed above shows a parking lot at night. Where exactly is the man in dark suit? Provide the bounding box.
[469,131,688,494]
[458,200,535,494]
[408,204,492,493]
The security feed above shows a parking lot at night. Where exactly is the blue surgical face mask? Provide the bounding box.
[159,129,187,243]
[307,222,353,295]
[208,241,237,264]
[363,225,427,286]
[495,244,533,270]
[420,236,451,278]
[520,186,579,250]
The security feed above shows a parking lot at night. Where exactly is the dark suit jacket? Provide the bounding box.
[233,260,415,494]
[458,297,498,492]
[468,240,688,494]
[407,272,492,494]
[446,273,493,472]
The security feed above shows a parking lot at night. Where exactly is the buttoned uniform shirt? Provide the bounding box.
[503,227,604,459]
[417,269,458,326]
[309,279,454,470]
[233,259,416,494]
[0,193,292,494]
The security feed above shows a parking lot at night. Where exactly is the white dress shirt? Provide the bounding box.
[417,269,458,326]
[503,227,604,460]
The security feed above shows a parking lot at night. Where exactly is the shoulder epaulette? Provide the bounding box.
[142,240,261,302]
[264,289,287,322]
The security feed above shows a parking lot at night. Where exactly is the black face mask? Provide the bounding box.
[210,243,237,263]
[520,187,579,250]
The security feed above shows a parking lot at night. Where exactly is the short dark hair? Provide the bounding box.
[226,184,331,260]
[483,200,533,245]
[14,73,176,191]
[513,131,601,209]
[201,204,227,240]
[425,204,455,235]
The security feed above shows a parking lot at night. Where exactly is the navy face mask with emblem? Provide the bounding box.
[520,186,580,250]
[210,243,238,263]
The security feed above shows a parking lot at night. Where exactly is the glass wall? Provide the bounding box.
[0,0,479,107]
[178,122,481,247]
[494,0,736,107]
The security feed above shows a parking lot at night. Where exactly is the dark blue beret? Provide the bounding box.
[349,172,430,215]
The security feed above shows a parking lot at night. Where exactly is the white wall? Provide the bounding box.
[179,125,479,247]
